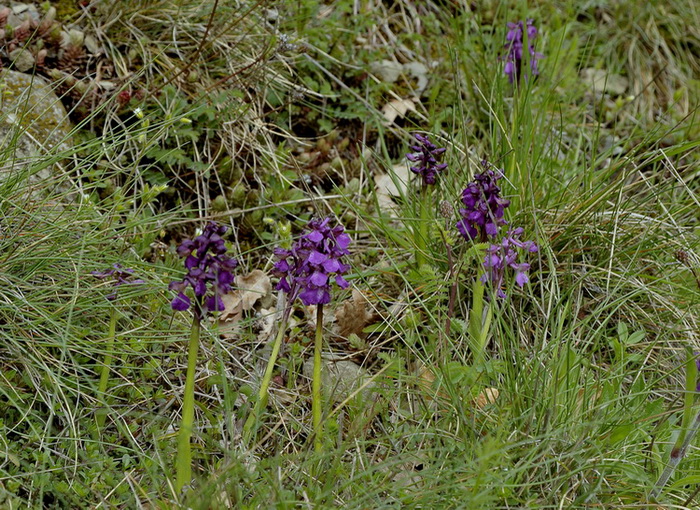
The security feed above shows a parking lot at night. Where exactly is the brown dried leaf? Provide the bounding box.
[381,97,415,125]
[474,388,499,409]
[218,269,271,326]
[374,164,409,218]
[335,289,375,339]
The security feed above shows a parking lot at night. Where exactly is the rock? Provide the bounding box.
[404,61,429,93]
[303,357,376,403]
[0,69,72,188]
[8,48,35,72]
[84,34,102,55]
[370,59,403,83]
[374,163,410,217]
[580,68,628,96]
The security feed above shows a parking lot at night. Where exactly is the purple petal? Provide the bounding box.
[206,295,225,312]
[322,258,340,273]
[276,278,291,293]
[177,240,195,257]
[300,288,330,306]
[193,279,207,297]
[306,230,324,243]
[308,250,328,265]
[217,270,234,286]
[514,271,529,287]
[485,222,499,237]
[172,292,191,311]
[309,271,328,286]
[185,255,199,269]
[335,233,351,250]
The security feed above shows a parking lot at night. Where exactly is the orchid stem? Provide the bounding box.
[651,351,699,498]
[313,304,324,451]
[176,316,201,493]
[243,316,288,445]
[415,186,429,267]
[95,307,118,432]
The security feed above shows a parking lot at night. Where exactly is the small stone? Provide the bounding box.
[8,48,34,72]
[84,35,102,55]
[0,69,72,192]
[11,3,29,14]
[303,357,376,403]
[580,68,628,96]
[370,59,403,83]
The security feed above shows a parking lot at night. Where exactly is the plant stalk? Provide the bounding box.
[176,316,201,493]
[313,304,324,451]
[95,307,118,432]
[415,186,429,267]
[651,352,699,498]
[468,276,491,365]
[243,316,288,444]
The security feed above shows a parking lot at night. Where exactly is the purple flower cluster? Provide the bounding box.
[406,133,447,187]
[454,162,538,298]
[273,217,351,307]
[169,222,238,318]
[502,19,543,83]
[92,263,144,300]
[482,228,538,299]
[456,164,510,242]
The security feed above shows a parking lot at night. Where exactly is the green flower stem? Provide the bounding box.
[507,109,519,211]
[467,242,492,366]
[95,307,118,431]
[176,316,201,493]
[468,277,491,365]
[651,351,699,498]
[312,304,324,451]
[243,317,288,444]
[415,186,429,267]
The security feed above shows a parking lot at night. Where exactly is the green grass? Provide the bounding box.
[0,0,699,508]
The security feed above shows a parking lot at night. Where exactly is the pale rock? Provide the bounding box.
[0,69,72,188]
[580,68,628,96]
[370,59,403,83]
[303,357,376,403]
[8,48,34,72]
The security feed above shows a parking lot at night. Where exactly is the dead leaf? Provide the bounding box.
[218,270,271,332]
[374,163,410,217]
[414,361,438,396]
[404,62,429,94]
[474,388,499,409]
[335,289,375,340]
[381,97,415,125]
